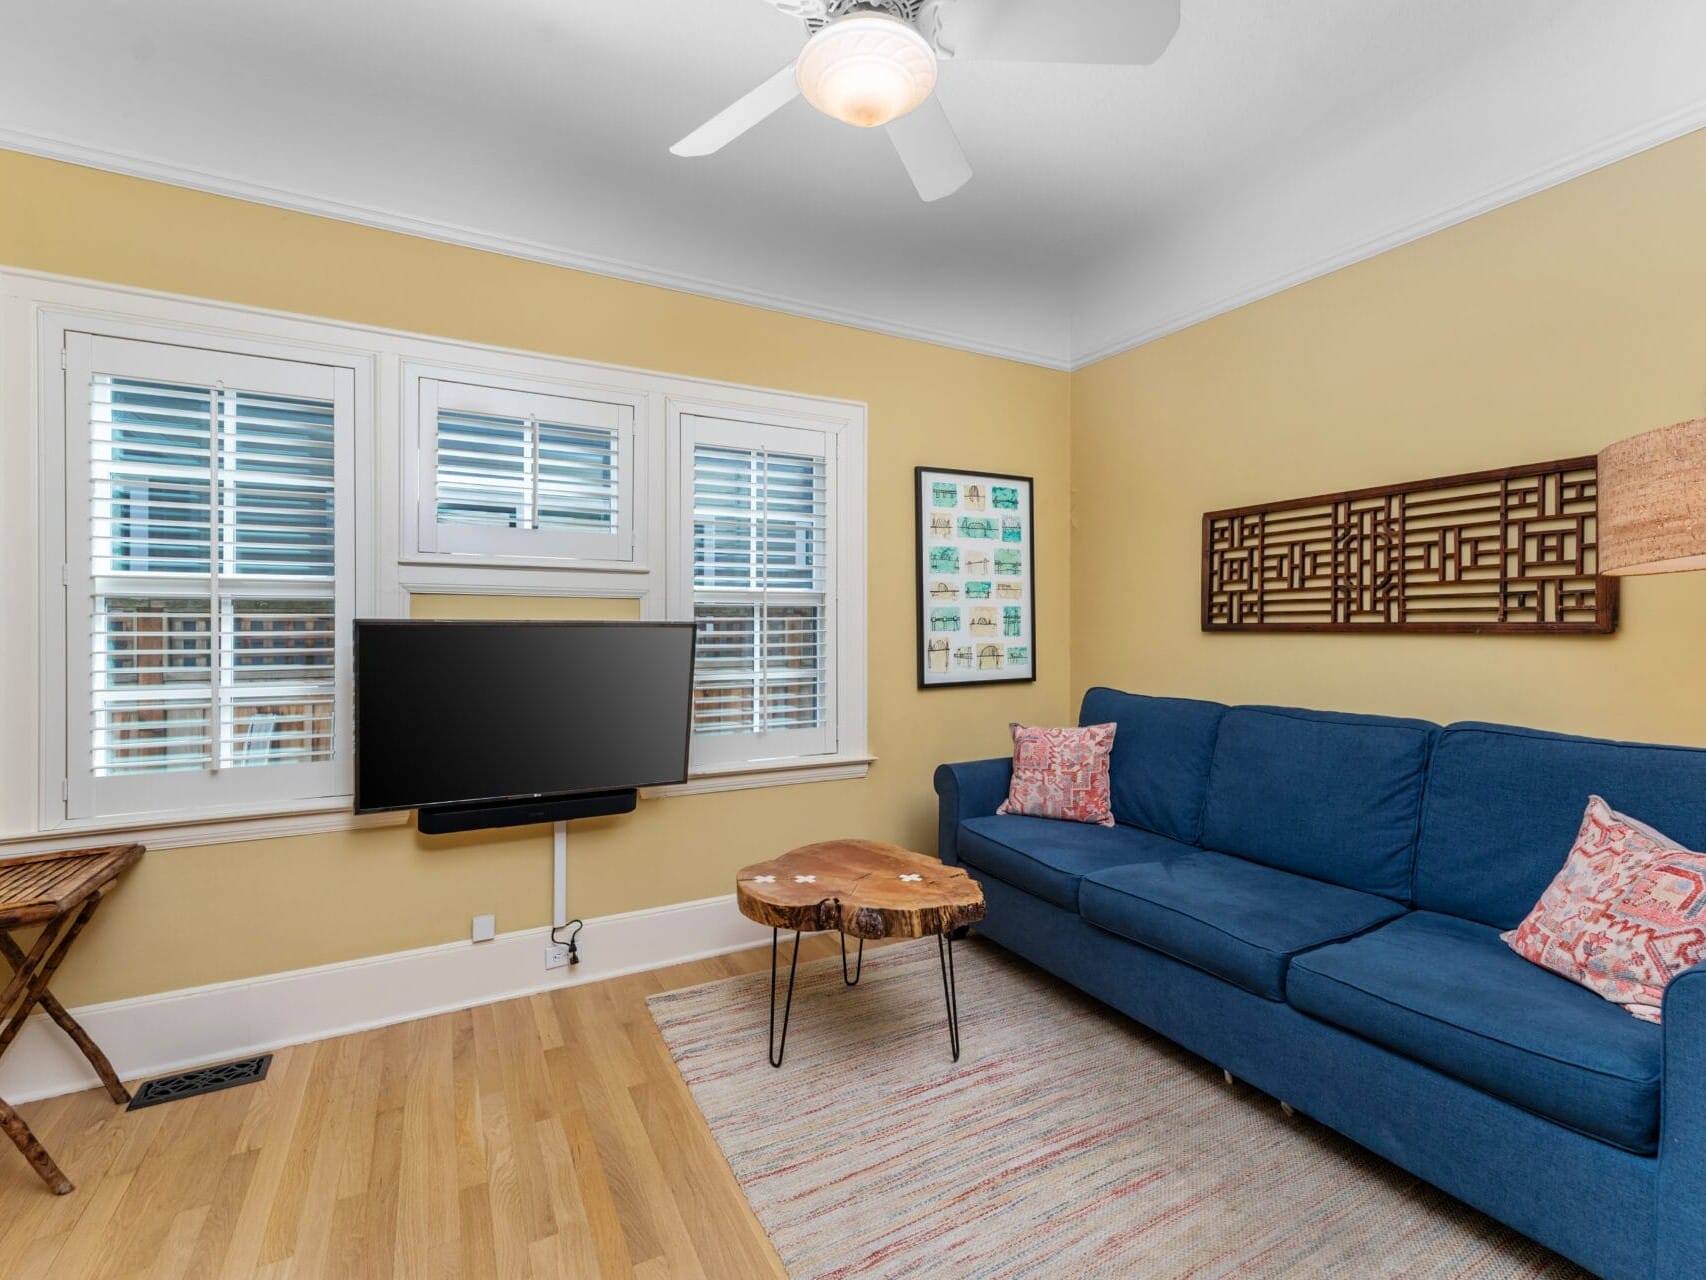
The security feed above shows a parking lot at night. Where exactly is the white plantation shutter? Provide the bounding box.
[418,377,634,564]
[64,333,354,821]
[684,415,835,768]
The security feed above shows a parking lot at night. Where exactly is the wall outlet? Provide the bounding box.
[471,914,496,944]
[544,943,570,970]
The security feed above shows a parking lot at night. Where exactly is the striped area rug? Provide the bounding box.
[648,938,1587,1280]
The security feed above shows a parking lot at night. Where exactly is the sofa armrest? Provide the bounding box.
[932,758,1012,866]
[1657,960,1706,1279]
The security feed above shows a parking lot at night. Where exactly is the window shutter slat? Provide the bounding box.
[690,442,828,740]
[88,375,338,778]
[435,406,620,535]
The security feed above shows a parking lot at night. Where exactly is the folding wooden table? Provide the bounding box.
[0,843,144,1194]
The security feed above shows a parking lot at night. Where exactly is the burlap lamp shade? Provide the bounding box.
[1598,417,1706,576]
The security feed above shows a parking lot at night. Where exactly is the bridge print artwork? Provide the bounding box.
[1202,456,1618,634]
[917,467,1037,687]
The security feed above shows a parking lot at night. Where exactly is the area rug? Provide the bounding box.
[647,938,1587,1280]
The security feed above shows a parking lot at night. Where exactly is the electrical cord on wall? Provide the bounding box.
[551,918,583,965]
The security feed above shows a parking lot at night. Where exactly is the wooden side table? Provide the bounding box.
[736,840,985,1067]
[0,843,144,1194]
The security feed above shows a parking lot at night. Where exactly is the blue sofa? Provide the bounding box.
[934,688,1706,1280]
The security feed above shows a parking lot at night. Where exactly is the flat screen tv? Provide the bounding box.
[353,620,696,816]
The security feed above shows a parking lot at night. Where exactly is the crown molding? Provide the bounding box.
[6,103,1703,377]
[1069,104,1706,370]
[0,127,1073,372]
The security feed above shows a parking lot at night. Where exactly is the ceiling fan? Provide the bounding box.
[670,0,1182,202]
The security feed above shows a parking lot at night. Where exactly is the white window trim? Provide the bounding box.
[0,266,870,851]
[643,753,876,799]
[37,311,378,834]
[0,808,410,858]
[399,360,646,571]
[664,395,869,783]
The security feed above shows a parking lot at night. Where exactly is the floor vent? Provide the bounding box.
[127,1054,273,1111]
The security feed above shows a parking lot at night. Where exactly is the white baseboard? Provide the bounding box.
[0,894,772,1104]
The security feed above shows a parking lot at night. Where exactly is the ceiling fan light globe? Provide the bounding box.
[796,13,938,129]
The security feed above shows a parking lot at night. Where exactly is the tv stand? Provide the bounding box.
[415,788,637,835]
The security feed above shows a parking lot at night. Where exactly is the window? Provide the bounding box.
[676,411,862,773]
[411,374,637,566]
[60,333,355,822]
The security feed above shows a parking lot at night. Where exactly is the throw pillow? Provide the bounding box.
[1504,796,1706,1023]
[996,722,1117,827]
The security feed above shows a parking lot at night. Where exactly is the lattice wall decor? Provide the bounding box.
[1202,456,1619,634]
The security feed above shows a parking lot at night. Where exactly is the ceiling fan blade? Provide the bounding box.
[670,63,801,157]
[886,96,972,202]
[932,0,1181,66]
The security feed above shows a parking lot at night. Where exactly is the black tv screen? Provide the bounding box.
[353,620,696,814]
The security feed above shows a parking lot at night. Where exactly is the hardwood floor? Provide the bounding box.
[0,935,855,1279]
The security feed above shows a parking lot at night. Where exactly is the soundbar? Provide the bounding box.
[415,788,638,835]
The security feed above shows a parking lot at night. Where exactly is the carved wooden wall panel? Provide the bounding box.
[1202,456,1618,634]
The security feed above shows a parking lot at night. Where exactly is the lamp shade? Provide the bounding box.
[795,13,937,129]
[1598,417,1706,576]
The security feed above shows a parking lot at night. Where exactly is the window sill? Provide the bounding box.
[1,805,409,856]
[3,756,878,851]
[643,754,876,799]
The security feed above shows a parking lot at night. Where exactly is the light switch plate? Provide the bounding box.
[471,914,496,943]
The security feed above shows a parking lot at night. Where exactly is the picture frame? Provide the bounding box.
[915,466,1037,688]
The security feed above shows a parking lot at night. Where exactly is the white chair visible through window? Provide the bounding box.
[237,713,281,766]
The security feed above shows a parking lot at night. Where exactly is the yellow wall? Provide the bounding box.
[14,124,1706,1009]
[1071,129,1706,745]
[0,150,1072,1006]
[408,595,643,623]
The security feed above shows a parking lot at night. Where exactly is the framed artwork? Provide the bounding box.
[915,466,1037,688]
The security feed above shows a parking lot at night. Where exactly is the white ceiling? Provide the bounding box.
[2,0,1704,369]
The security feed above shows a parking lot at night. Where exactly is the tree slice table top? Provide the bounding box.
[736,840,985,941]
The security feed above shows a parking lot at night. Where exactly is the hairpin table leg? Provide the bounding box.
[841,932,864,987]
[938,931,962,1062]
[768,928,802,1068]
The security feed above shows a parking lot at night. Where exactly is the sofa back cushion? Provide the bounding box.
[1200,706,1436,900]
[1078,688,1227,844]
[1415,723,1706,929]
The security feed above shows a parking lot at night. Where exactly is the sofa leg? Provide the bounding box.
[1222,1069,1234,1086]
[1281,1102,1295,1117]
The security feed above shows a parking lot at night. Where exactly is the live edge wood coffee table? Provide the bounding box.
[736,840,985,1067]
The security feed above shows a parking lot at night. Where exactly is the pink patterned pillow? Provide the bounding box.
[1504,796,1706,1023]
[996,722,1117,827]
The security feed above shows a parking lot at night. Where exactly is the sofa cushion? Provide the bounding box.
[1289,911,1662,1154]
[1079,688,1227,844]
[1415,721,1706,929]
[1199,706,1435,900]
[957,815,1191,911]
[1078,850,1406,1001]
